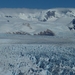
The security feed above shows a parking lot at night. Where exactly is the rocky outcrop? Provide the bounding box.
[8,31,30,35]
[37,29,55,36]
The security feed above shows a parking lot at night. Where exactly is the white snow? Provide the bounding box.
[0,8,74,37]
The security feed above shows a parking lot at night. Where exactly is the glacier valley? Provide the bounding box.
[0,8,75,75]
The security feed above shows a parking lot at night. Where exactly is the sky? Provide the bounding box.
[0,0,75,9]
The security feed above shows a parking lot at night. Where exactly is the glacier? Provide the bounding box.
[0,44,75,75]
[0,8,75,75]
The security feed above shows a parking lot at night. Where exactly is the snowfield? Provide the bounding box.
[0,8,75,37]
[0,8,75,75]
[0,34,75,44]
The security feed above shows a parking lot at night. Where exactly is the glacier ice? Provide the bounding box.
[0,44,75,75]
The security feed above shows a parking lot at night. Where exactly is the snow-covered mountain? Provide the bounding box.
[0,8,75,37]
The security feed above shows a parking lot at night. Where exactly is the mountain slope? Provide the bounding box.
[0,8,75,37]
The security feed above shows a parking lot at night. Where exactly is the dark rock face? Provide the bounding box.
[72,19,75,25]
[68,27,73,30]
[41,11,55,22]
[46,11,55,19]
[8,31,30,35]
[5,15,12,18]
[68,19,75,30]
[38,29,55,36]
[42,19,47,22]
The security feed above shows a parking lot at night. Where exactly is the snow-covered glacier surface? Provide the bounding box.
[0,43,75,75]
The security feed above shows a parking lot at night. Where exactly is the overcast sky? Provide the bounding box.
[0,0,75,9]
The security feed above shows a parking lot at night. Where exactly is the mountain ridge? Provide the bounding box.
[0,8,75,37]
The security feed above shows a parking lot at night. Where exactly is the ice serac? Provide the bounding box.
[0,44,75,75]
